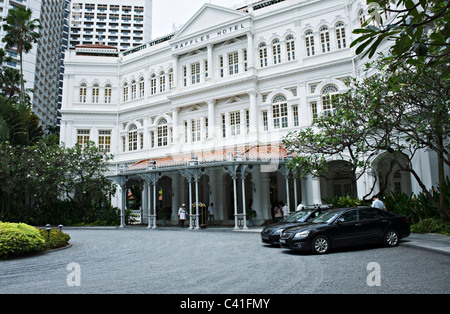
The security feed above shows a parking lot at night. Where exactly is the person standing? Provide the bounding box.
[281,202,289,220]
[371,195,386,211]
[208,203,214,225]
[178,204,187,227]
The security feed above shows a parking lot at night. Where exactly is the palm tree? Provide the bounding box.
[1,6,40,104]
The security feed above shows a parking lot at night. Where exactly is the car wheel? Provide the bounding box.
[384,229,399,247]
[312,235,330,254]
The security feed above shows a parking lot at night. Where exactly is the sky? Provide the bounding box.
[151,0,250,39]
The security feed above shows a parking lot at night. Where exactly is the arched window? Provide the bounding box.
[150,74,156,95]
[305,30,315,56]
[259,43,267,68]
[272,39,281,64]
[286,35,295,61]
[79,83,87,103]
[139,77,145,98]
[321,84,339,116]
[128,124,138,151]
[358,9,366,28]
[159,72,166,93]
[131,79,137,100]
[320,26,330,53]
[272,94,288,129]
[104,84,112,103]
[157,118,168,147]
[123,82,128,102]
[335,22,346,49]
[92,83,99,103]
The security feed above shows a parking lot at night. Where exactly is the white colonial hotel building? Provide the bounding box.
[59,0,443,228]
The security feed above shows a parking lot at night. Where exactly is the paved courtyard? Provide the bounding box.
[0,227,449,295]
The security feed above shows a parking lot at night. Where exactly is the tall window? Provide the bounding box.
[79,83,87,103]
[183,66,187,86]
[358,9,366,28]
[221,114,226,138]
[191,62,200,84]
[131,80,137,100]
[228,51,239,75]
[322,85,339,116]
[272,39,281,64]
[219,56,224,78]
[286,35,295,61]
[204,60,208,79]
[320,26,330,53]
[191,119,201,142]
[128,124,138,151]
[305,30,315,56]
[123,82,128,102]
[157,119,168,147]
[168,69,173,90]
[150,74,156,95]
[292,105,299,127]
[104,84,112,103]
[159,72,166,92]
[259,43,267,67]
[98,130,111,152]
[272,95,288,129]
[262,111,268,131]
[139,77,145,98]
[335,22,346,49]
[77,129,90,148]
[230,111,241,136]
[92,83,99,103]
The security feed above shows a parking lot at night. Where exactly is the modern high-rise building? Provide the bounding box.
[33,0,71,130]
[68,0,153,51]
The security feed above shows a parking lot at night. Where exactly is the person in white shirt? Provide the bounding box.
[281,202,289,220]
[178,204,187,227]
[371,195,386,211]
[296,203,305,211]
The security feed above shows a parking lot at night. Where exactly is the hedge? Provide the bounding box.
[0,222,46,259]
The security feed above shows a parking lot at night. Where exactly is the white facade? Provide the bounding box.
[60,0,446,227]
[68,0,153,51]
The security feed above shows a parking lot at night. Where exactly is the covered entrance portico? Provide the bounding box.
[108,145,316,229]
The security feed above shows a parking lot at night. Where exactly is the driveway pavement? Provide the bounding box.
[0,226,449,296]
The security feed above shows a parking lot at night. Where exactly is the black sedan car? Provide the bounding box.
[280,206,410,254]
[261,205,332,245]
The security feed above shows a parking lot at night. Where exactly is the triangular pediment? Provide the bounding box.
[172,4,246,41]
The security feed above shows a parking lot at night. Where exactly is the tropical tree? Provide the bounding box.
[351,0,450,79]
[283,58,450,218]
[1,6,40,103]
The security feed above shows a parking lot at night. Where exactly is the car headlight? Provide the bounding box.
[293,230,310,239]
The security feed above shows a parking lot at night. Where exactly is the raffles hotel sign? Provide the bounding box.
[172,22,248,52]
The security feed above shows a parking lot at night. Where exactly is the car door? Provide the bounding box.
[358,208,390,243]
[330,209,361,247]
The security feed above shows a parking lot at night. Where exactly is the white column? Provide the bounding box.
[248,91,257,134]
[172,55,178,89]
[207,44,213,81]
[246,32,254,70]
[207,99,215,139]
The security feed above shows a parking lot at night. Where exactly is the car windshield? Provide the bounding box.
[311,209,342,224]
[285,210,314,222]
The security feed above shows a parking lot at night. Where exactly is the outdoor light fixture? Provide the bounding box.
[45,224,51,241]
[58,224,63,232]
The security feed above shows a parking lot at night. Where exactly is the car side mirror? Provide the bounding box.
[337,218,345,224]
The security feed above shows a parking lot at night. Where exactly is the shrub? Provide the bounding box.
[38,228,71,250]
[0,222,46,259]
[411,218,450,236]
